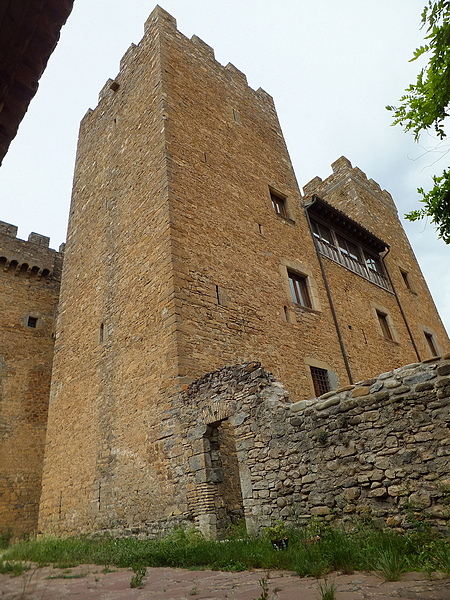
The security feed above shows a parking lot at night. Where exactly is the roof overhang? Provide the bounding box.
[306,195,388,254]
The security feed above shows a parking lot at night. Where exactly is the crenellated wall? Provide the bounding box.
[0,221,62,538]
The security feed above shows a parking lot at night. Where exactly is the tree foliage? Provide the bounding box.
[387,1,450,242]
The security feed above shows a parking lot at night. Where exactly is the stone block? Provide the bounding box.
[408,491,432,509]
[352,386,371,397]
[437,364,450,377]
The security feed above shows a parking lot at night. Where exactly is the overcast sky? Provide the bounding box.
[1,0,449,332]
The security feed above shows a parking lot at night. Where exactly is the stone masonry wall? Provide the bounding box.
[303,157,449,370]
[168,357,450,536]
[0,221,62,538]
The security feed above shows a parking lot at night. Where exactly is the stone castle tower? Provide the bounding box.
[1,6,448,538]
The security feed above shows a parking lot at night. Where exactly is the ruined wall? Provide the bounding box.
[0,221,62,538]
[169,357,450,536]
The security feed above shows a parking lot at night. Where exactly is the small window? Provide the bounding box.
[365,253,383,274]
[424,332,438,357]
[288,271,312,308]
[337,234,360,262]
[311,221,333,245]
[400,269,412,290]
[27,316,38,328]
[377,311,393,341]
[310,366,330,397]
[270,191,287,217]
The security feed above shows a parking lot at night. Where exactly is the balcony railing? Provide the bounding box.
[315,238,391,291]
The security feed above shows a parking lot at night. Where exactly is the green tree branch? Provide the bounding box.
[387,0,450,242]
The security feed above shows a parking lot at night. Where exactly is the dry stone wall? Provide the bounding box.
[169,357,450,536]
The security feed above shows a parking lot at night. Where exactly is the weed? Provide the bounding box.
[0,560,29,577]
[255,578,269,600]
[101,565,115,573]
[253,577,279,600]
[374,548,408,581]
[130,563,146,588]
[317,578,337,600]
[0,529,12,550]
[189,585,198,595]
[46,571,88,579]
[265,520,289,542]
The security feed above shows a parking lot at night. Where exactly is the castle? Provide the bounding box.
[1,6,449,539]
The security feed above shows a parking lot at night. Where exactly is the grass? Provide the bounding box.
[0,529,12,550]
[130,563,147,588]
[317,578,337,600]
[1,522,449,581]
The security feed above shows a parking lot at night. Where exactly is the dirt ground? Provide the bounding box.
[0,565,449,600]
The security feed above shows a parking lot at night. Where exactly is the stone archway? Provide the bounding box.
[175,362,291,538]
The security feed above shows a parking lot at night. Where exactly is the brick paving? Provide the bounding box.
[0,566,449,600]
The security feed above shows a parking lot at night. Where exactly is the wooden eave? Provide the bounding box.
[306,194,388,254]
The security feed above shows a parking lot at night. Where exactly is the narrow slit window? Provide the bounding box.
[310,366,330,397]
[400,269,412,290]
[288,271,312,308]
[424,332,438,357]
[377,311,393,341]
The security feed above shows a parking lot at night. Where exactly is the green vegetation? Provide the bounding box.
[0,560,29,577]
[317,578,337,600]
[265,520,289,541]
[387,0,450,242]
[130,563,147,588]
[0,522,449,580]
[0,529,12,550]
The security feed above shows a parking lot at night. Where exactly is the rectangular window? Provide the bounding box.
[365,252,383,274]
[310,366,330,397]
[27,316,38,328]
[377,311,393,341]
[337,234,360,262]
[311,221,334,245]
[270,191,287,217]
[424,332,438,357]
[288,271,312,308]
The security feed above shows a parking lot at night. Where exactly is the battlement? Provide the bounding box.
[303,156,396,210]
[0,220,63,281]
[94,5,275,115]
